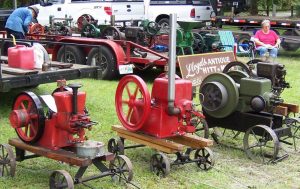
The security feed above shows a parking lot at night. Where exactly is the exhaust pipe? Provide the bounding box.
[167,14,180,115]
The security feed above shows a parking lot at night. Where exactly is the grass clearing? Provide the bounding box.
[0,50,300,189]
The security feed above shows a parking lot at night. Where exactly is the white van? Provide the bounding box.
[144,0,215,26]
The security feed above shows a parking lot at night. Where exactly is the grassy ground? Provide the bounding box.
[0,49,300,189]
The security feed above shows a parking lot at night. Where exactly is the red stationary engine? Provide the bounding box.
[115,74,205,138]
[9,81,97,150]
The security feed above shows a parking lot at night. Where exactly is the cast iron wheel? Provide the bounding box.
[194,147,215,170]
[0,144,16,177]
[107,138,125,155]
[192,32,205,53]
[49,170,74,189]
[86,46,117,80]
[150,152,170,177]
[101,26,122,40]
[11,92,45,144]
[115,75,151,131]
[57,45,86,64]
[157,18,169,33]
[146,21,160,36]
[77,14,94,31]
[243,125,280,164]
[109,155,133,183]
[191,117,209,139]
[222,61,251,76]
[211,127,241,144]
[281,30,300,51]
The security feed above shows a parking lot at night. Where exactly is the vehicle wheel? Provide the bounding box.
[191,117,209,139]
[0,144,16,177]
[236,34,251,52]
[57,46,86,64]
[243,125,280,164]
[86,46,117,80]
[49,170,74,189]
[109,155,133,183]
[157,18,169,33]
[150,152,170,177]
[194,147,215,170]
[281,30,300,51]
[107,138,125,155]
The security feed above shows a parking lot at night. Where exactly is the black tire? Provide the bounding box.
[236,34,251,51]
[157,18,169,33]
[57,45,86,64]
[281,30,300,52]
[86,46,117,80]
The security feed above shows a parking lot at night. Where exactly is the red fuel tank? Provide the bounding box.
[54,91,86,113]
[8,45,34,70]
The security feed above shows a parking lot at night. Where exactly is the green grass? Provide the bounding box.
[0,50,300,189]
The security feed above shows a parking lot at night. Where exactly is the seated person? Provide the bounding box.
[253,19,281,60]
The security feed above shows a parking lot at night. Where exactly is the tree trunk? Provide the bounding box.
[250,0,259,15]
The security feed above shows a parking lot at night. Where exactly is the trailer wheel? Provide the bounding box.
[281,30,300,52]
[57,46,86,64]
[86,46,117,80]
[157,18,169,33]
[236,34,251,52]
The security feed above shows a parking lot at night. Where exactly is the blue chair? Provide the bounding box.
[218,30,254,59]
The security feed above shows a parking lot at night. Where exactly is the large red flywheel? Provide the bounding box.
[115,75,151,131]
[10,92,45,144]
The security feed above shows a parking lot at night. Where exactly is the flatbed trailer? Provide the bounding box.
[0,57,101,92]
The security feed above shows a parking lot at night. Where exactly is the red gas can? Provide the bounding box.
[8,45,35,70]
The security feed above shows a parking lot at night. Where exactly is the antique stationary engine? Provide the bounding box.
[9,81,97,150]
[115,17,205,138]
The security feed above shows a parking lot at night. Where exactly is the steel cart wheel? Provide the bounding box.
[194,147,215,170]
[115,75,151,131]
[211,128,241,144]
[243,125,280,164]
[107,138,125,155]
[109,155,133,183]
[49,170,74,189]
[191,117,209,139]
[0,144,16,177]
[10,92,45,144]
[150,152,170,177]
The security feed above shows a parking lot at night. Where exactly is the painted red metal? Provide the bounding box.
[115,75,151,131]
[115,75,204,138]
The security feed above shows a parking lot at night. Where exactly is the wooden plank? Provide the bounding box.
[112,125,184,151]
[274,106,288,116]
[1,64,38,75]
[117,133,178,154]
[9,138,92,167]
[279,102,299,114]
[48,61,73,69]
[168,134,213,149]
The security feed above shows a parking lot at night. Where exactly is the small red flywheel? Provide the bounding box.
[115,75,151,131]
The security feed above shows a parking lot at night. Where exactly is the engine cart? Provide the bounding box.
[108,14,215,177]
[199,60,299,164]
[0,81,133,188]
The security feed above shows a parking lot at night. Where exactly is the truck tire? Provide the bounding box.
[157,18,169,33]
[86,46,117,80]
[281,30,300,52]
[236,34,251,51]
[57,46,86,64]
